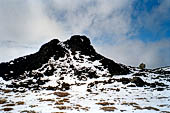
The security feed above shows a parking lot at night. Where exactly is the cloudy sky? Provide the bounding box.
[0,0,170,68]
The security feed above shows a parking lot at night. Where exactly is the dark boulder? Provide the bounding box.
[130,77,146,87]
[133,73,147,77]
[118,78,130,84]
[60,82,70,91]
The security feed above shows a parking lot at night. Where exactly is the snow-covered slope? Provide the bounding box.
[0,35,170,113]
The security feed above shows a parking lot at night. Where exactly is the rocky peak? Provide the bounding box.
[39,39,60,52]
[64,35,95,55]
[38,38,67,60]
[69,35,91,46]
[0,35,130,81]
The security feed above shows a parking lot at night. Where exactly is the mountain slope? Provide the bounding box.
[0,35,170,113]
[0,35,129,81]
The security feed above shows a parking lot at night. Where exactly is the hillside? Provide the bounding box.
[0,35,170,113]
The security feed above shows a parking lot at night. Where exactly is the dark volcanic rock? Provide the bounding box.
[152,67,170,74]
[0,35,130,82]
[130,77,146,87]
[0,39,66,80]
[64,35,93,55]
[133,73,147,77]
[118,78,130,84]
[65,35,130,75]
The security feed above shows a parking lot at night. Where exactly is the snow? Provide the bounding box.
[10,62,14,65]
[162,67,170,71]
[0,78,169,113]
[1,68,170,113]
[0,47,170,113]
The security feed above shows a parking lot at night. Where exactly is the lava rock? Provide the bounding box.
[64,35,93,55]
[127,84,136,87]
[60,82,70,91]
[118,78,130,84]
[150,83,156,88]
[157,88,165,91]
[0,35,131,90]
[87,89,92,92]
[0,38,66,80]
[130,77,146,87]
[133,73,147,77]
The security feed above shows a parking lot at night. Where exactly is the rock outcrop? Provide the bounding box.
[0,35,130,82]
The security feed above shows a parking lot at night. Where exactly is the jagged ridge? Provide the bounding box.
[0,35,130,81]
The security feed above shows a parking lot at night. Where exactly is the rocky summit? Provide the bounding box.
[0,35,170,113]
[0,35,129,81]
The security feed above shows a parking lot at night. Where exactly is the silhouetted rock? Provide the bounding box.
[64,35,93,55]
[131,77,146,87]
[133,73,147,77]
[0,38,66,80]
[0,35,131,90]
[118,78,130,84]
[0,35,130,81]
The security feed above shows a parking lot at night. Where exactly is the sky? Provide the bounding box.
[0,0,170,68]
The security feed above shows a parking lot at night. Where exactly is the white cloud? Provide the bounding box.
[0,0,134,42]
[0,41,38,62]
[0,0,68,44]
[0,0,134,62]
[0,0,70,62]
[45,0,134,38]
[0,0,170,68]
[95,38,170,68]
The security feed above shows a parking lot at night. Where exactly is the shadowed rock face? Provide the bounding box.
[0,39,67,80]
[0,35,130,81]
[64,35,94,55]
[65,35,130,75]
